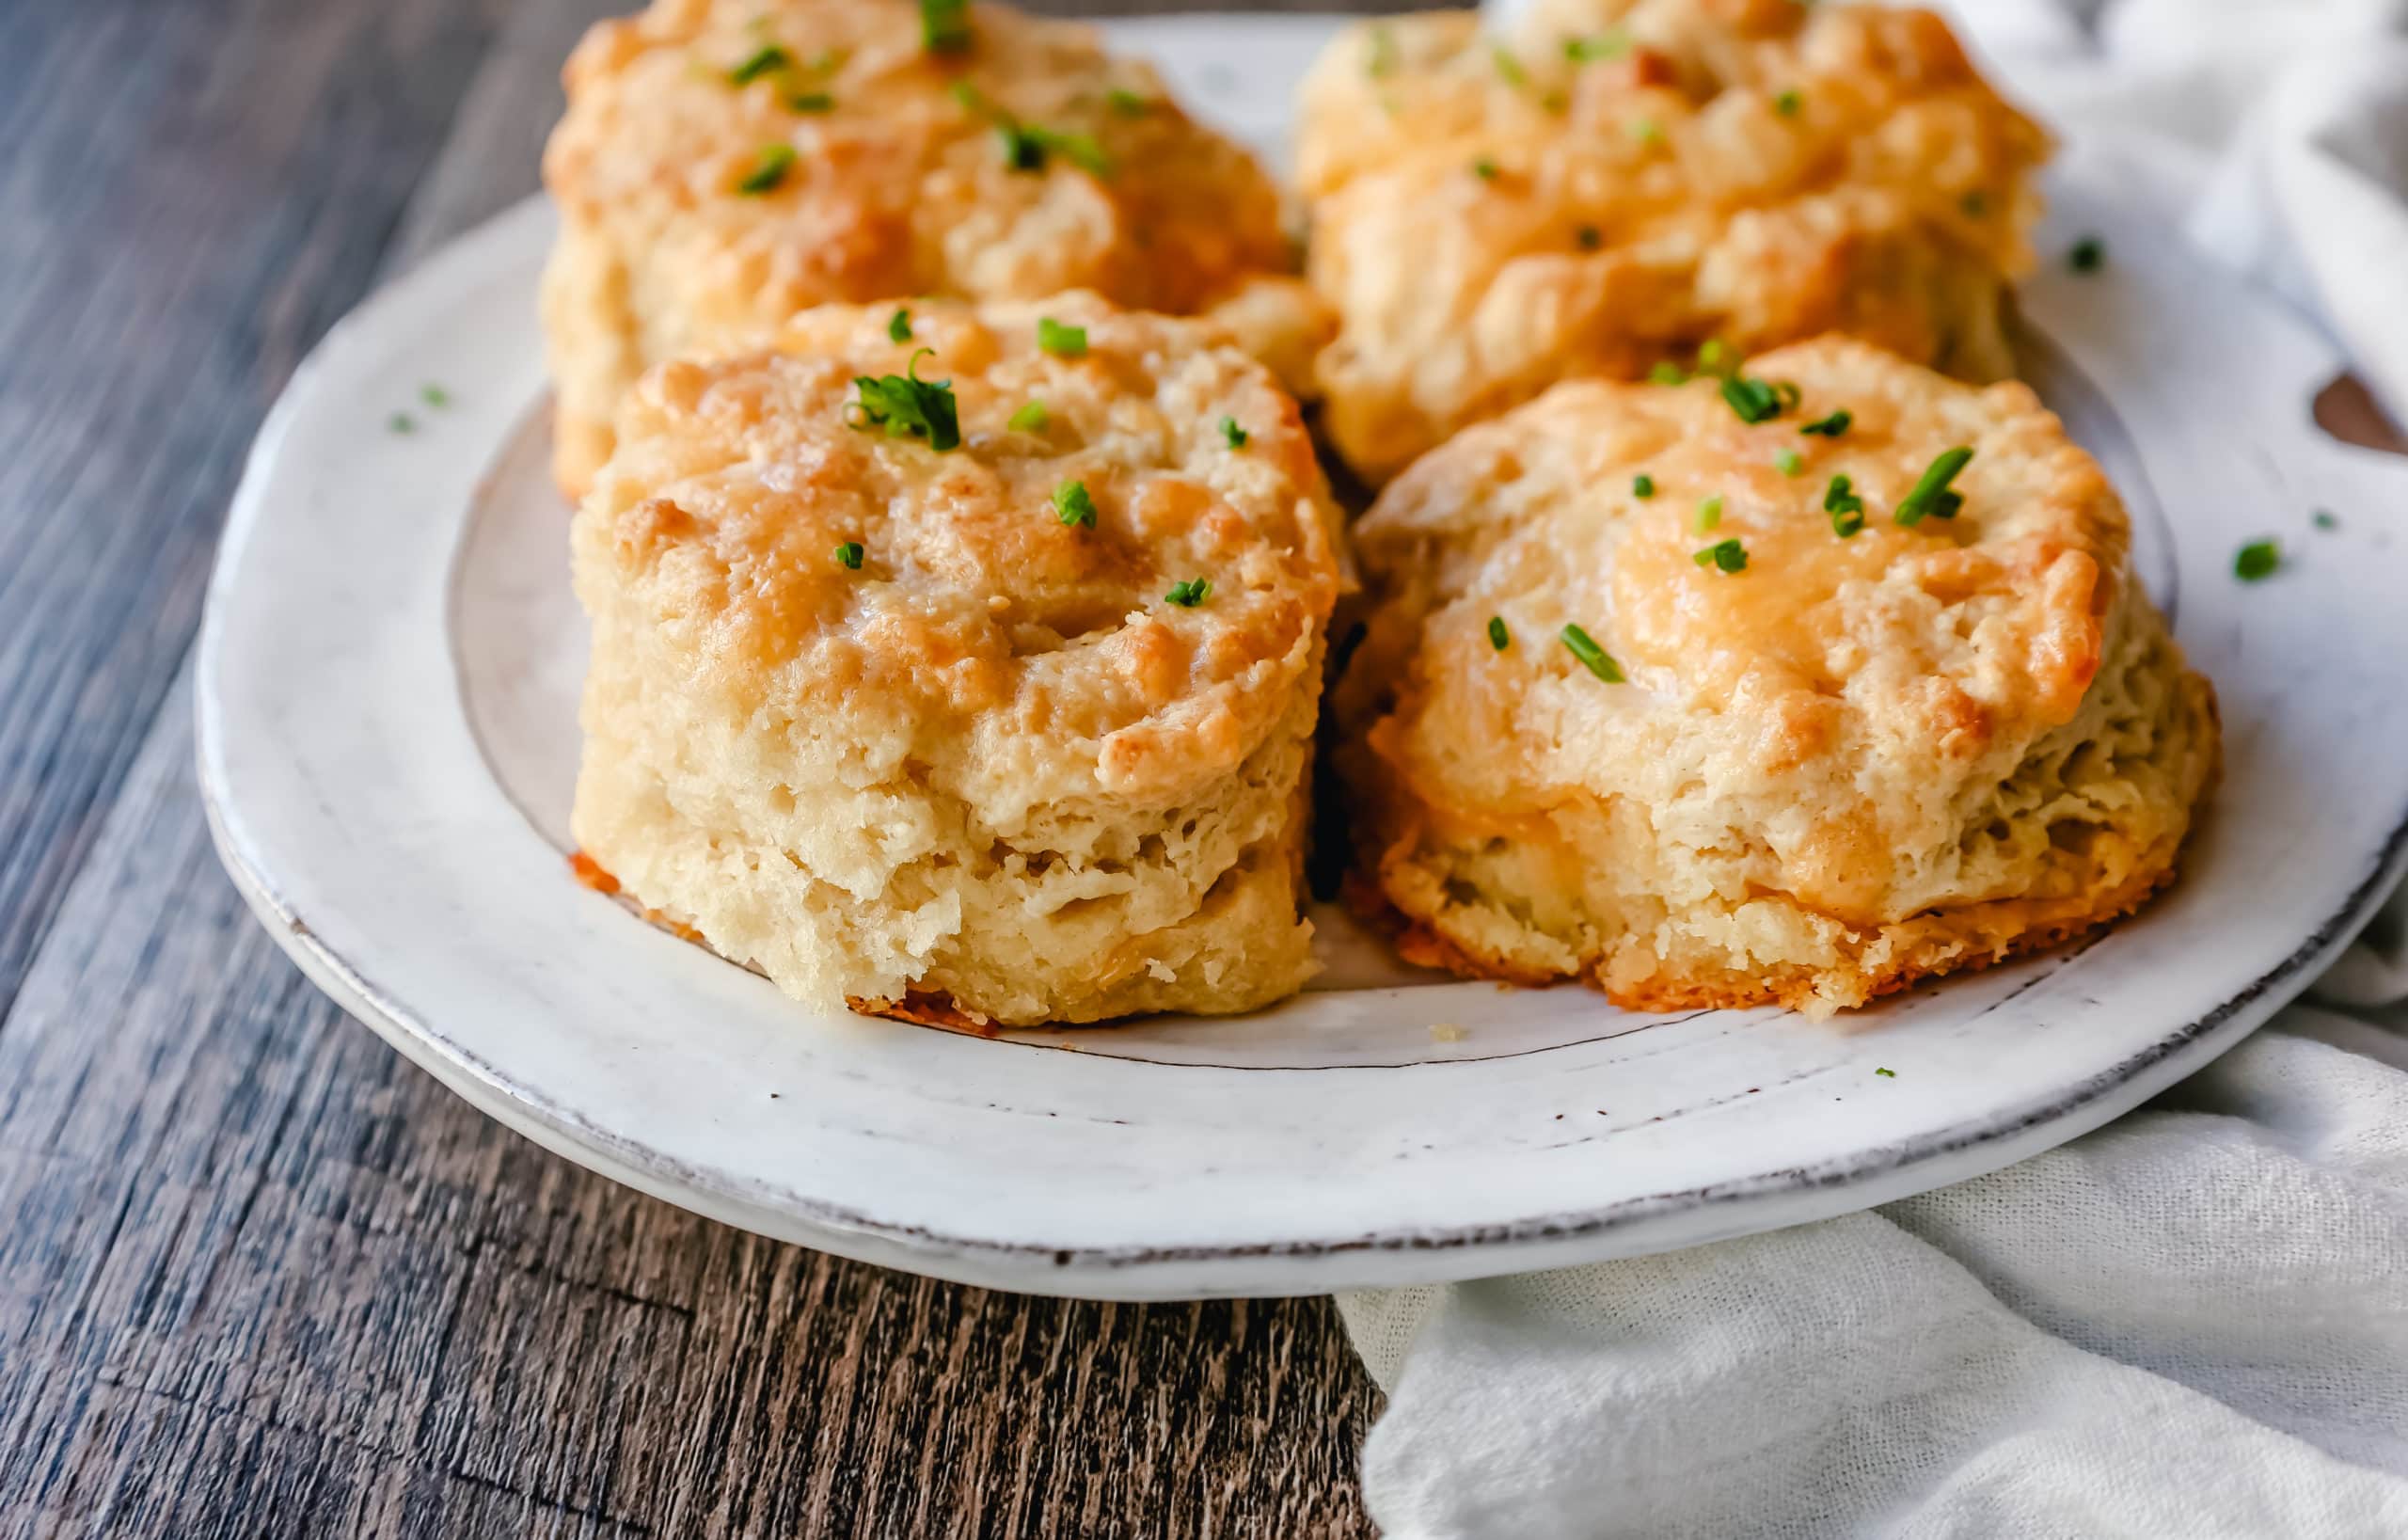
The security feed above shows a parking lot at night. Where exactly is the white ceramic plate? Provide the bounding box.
[200,16,2408,1300]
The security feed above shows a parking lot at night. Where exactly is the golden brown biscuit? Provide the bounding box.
[1334,337,2217,1017]
[1298,0,2051,481]
[542,0,1326,500]
[571,296,1344,1025]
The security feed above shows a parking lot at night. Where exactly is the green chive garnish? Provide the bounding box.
[848,349,959,451]
[1774,89,1802,115]
[1367,25,1401,78]
[1472,156,1500,181]
[1106,87,1150,116]
[1875,1067,1894,1078]
[1719,373,1784,423]
[728,43,791,84]
[1825,475,1865,538]
[834,541,864,569]
[1220,417,1248,448]
[1632,474,1656,499]
[1007,400,1049,433]
[1893,447,1972,526]
[1564,30,1629,61]
[1037,317,1086,357]
[1799,409,1850,437]
[2313,509,2338,531]
[1488,616,1510,650]
[787,90,833,112]
[388,411,416,435]
[1693,495,1722,534]
[1696,339,1735,375]
[1694,537,1748,574]
[1490,44,1528,87]
[1631,117,1663,144]
[1165,578,1211,608]
[1648,361,1688,386]
[420,384,451,409]
[2068,235,2106,273]
[1054,480,1097,529]
[2234,539,2280,580]
[1774,449,1803,476]
[736,143,796,194]
[888,309,912,342]
[921,0,972,55]
[1560,624,1624,682]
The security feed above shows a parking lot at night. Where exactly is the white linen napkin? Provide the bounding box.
[1339,4,2408,1533]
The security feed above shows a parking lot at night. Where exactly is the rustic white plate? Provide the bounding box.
[199,16,2408,1300]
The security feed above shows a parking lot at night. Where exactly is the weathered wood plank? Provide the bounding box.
[0,0,1384,1535]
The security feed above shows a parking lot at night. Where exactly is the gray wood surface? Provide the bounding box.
[0,0,1392,1533]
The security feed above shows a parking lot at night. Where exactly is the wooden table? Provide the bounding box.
[0,1,1389,1532]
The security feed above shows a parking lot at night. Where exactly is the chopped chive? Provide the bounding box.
[1165,577,1212,608]
[1798,408,1851,437]
[1875,1067,1895,1078]
[1692,495,1722,534]
[1490,43,1528,87]
[736,143,796,194]
[1631,117,1663,144]
[1007,399,1050,433]
[1564,29,1629,61]
[1488,616,1510,650]
[2313,509,2338,531]
[2234,538,2280,581]
[2068,235,2106,273]
[1774,89,1802,115]
[1693,538,1748,574]
[833,541,864,569]
[1719,373,1785,423]
[786,89,833,112]
[387,411,416,435]
[1472,156,1500,181]
[1106,87,1150,116]
[1219,417,1248,448]
[1560,624,1624,682]
[1541,88,1569,114]
[1648,361,1688,386]
[1576,224,1601,250]
[1053,480,1097,529]
[921,0,972,54]
[420,383,451,408]
[888,308,912,342]
[1825,474,1865,538]
[1774,448,1803,476]
[848,348,959,451]
[727,42,791,84]
[1037,317,1086,357]
[1696,339,1735,374]
[1632,473,1656,499]
[1894,447,1972,525]
[1959,191,1988,217]
[1367,24,1399,78]
[1039,128,1110,176]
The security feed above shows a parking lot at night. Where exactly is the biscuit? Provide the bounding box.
[1297,0,2051,481]
[571,296,1344,1025]
[542,0,1326,500]
[1334,337,2218,1017]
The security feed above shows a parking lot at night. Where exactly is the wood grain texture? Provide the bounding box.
[0,0,1397,1534]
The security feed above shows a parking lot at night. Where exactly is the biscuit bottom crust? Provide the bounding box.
[1346,633,2219,1019]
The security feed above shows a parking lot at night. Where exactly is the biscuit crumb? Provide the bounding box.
[1428,1022,1466,1042]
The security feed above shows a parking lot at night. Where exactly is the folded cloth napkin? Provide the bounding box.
[1339,4,2408,1533]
